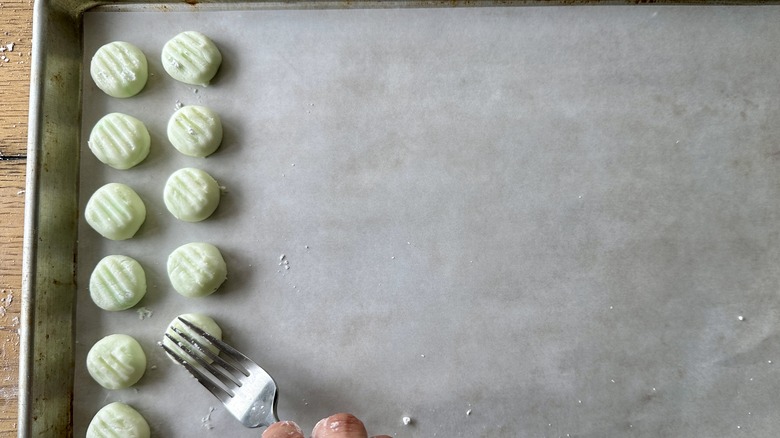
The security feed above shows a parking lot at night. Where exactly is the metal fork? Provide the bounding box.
[160,317,279,428]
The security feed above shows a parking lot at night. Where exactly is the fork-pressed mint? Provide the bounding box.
[167,242,227,297]
[89,254,147,311]
[163,313,223,361]
[86,334,147,389]
[161,31,222,86]
[164,167,221,222]
[84,182,146,240]
[90,41,148,98]
[88,112,151,170]
[86,402,150,438]
[167,105,223,158]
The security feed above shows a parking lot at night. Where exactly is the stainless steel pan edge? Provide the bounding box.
[21,1,85,436]
[19,0,774,437]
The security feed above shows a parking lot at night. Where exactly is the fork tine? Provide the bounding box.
[169,327,246,385]
[164,332,241,390]
[159,341,233,402]
[162,333,237,390]
[178,317,255,370]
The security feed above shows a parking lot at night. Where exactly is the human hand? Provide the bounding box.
[262,413,390,438]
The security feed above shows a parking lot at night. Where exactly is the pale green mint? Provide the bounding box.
[90,41,148,98]
[164,167,221,222]
[167,242,227,298]
[163,313,223,362]
[86,334,146,389]
[161,31,222,86]
[86,402,150,438]
[85,183,146,240]
[88,113,150,170]
[89,255,147,311]
[167,105,223,157]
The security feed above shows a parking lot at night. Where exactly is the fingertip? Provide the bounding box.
[312,413,368,438]
[262,420,305,438]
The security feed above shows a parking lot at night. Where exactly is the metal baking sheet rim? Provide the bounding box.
[18,0,773,436]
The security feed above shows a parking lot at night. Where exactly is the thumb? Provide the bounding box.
[262,421,305,438]
[312,413,368,438]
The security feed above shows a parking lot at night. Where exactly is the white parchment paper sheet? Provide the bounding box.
[77,6,780,437]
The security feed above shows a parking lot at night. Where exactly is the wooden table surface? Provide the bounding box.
[0,1,33,436]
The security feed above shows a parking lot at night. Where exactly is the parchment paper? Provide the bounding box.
[77,6,780,437]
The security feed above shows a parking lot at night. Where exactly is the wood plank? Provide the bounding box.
[0,1,34,437]
[0,1,34,159]
[0,160,25,437]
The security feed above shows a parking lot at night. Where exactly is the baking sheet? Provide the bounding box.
[75,5,780,437]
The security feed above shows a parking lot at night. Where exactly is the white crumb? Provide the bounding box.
[466,409,472,416]
[737,315,745,321]
[136,307,153,320]
[402,416,412,425]
[6,42,14,52]
[279,255,290,270]
[201,406,216,430]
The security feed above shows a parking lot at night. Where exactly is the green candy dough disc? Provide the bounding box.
[86,334,146,389]
[167,105,223,158]
[89,255,147,311]
[163,313,223,362]
[161,31,222,86]
[167,242,227,298]
[85,183,146,240]
[88,113,151,170]
[164,168,221,222]
[86,402,150,438]
[90,41,148,98]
